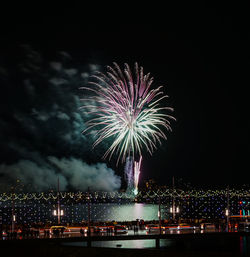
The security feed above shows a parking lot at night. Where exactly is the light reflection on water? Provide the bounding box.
[90,203,162,221]
[92,239,156,248]
[92,239,175,248]
[63,239,174,249]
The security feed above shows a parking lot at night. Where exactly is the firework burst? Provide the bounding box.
[80,62,175,164]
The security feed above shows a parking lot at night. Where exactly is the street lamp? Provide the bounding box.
[11,193,15,233]
[170,206,180,221]
[170,206,180,214]
[225,186,230,232]
[171,176,179,220]
[53,209,64,221]
[87,188,91,237]
[11,180,22,233]
[54,177,63,224]
[225,208,229,232]
[53,210,64,216]
[158,197,162,234]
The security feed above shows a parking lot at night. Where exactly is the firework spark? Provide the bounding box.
[80,62,175,164]
[133,156,142,195]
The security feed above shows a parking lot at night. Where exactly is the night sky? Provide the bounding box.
[0,4,249,191]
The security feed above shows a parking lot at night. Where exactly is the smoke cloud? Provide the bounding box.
[0,157,121,192]
[0,45,121,191]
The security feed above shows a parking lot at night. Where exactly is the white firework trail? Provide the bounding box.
[133,156,142,195]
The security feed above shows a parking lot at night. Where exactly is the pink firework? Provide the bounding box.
[80,62,175,164]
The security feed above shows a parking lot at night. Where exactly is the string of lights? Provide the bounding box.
[1,189,250,202]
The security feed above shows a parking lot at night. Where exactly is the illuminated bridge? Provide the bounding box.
[0,189,250,224]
